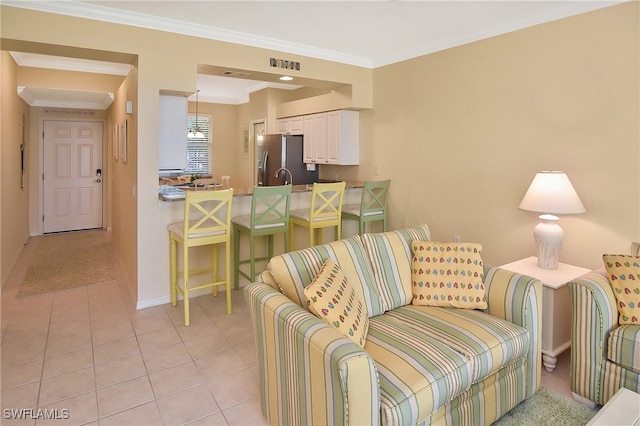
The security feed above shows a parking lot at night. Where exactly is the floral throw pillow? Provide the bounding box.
[304,259,369,347]
[603,254,640,325]
[411,241,487,309]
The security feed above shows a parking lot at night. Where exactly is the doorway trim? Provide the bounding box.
[35,116,108,235]
[249,118,266,187]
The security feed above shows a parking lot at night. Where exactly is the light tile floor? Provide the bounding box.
[1,231,267,425]
[1,230,574,425]
[541,347,573,399]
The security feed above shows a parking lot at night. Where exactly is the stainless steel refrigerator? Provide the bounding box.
[258,134,318,186]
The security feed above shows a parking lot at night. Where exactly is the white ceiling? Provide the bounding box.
[7,0,624,107]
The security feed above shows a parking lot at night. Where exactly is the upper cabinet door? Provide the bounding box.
[158,94,188,172]
[276,118,289,134]
[289,116,304,135]
[303,113,328,163]
[277,117,304,135]
[303,115,316,163]
[327,110,359,165]
[314,113,328,163]
[301,110,359,165]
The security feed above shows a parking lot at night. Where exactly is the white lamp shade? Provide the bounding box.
[519,171,585,215]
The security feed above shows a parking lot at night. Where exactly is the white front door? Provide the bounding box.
[43,120,103,233]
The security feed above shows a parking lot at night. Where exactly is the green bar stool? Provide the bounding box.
[232,185,292,289]
[342,179,391,235]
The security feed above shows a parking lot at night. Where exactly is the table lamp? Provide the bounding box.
[519,171,585,269]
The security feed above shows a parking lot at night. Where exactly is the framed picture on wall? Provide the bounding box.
[113,123,119,160]
[242,125,249,158]
[121,120,128,164]
[20,113,25,188]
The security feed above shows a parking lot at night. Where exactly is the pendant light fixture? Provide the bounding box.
[187,89,205,139]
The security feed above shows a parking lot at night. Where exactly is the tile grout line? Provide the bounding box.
[32,288,53,423]
[87,283,101,424]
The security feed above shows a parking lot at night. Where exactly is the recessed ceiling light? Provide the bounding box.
[279,76,293,81]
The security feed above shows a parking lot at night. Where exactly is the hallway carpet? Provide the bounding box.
[18,230,116,298]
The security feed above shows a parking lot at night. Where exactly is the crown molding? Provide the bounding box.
[3,0,374,68]
[10,51,131,75]
[3,1,625,70]
[17,86,114,110]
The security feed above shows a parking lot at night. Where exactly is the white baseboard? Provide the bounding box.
[572,392,597,409]
[136,287,229,310]
[136,295,171,310]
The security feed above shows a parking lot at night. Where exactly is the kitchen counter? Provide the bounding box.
[158,181,363,202]
[153,182,365,301]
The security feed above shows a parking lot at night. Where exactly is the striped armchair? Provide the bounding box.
[245,225,542,425]
[569,268,640,407]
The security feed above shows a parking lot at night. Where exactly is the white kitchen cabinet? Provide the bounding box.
[303,113,327,163]
[326,110,359,165]
[276,119,288,134]
[158,94,188,174]
[302,110,359,165]
[276,116,304,135]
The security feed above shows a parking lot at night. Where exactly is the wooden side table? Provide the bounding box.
[500,256,590,373]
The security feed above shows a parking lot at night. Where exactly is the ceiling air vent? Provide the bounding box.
[223,70,251,78]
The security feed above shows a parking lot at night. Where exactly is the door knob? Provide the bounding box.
[95,179,102,183]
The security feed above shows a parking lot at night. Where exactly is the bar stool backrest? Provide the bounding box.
[309,181,346,224]
[183,189,233,246]
[360,179,391,217]
[251,185,292,231]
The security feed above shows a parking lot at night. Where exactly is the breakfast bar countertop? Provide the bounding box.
[158,181,364,202]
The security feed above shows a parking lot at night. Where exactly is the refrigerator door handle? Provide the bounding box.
[262,151,268,186]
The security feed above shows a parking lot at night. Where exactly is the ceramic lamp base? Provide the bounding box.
[534,215,564,270]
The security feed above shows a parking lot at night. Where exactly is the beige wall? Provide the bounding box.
[0,5,371,304]
[108,64,138,299]
[1,2,638,302]
[0,51,30,287]
[365,2,639,269]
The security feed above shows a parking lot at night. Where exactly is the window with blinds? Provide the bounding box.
[186,115,211,174]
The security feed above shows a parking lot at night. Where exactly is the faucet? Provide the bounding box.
[274,168,293,185]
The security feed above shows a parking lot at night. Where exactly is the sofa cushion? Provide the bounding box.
[360,225,432,312]
[603,254,640,324]
[411,241,487,309]
[304,259,369,347]
[607,324,640,374]
[366,305,529,424]
[267,235,386,316]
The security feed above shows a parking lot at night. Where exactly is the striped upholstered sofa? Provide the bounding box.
[569,269,640,407]
[244,225,542,425]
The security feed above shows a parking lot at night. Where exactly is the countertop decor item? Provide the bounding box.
[519,171,585,269]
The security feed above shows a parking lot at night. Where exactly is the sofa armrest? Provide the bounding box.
[568,270,618,404]
[244,282,380,426]
[483,266,543,398]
